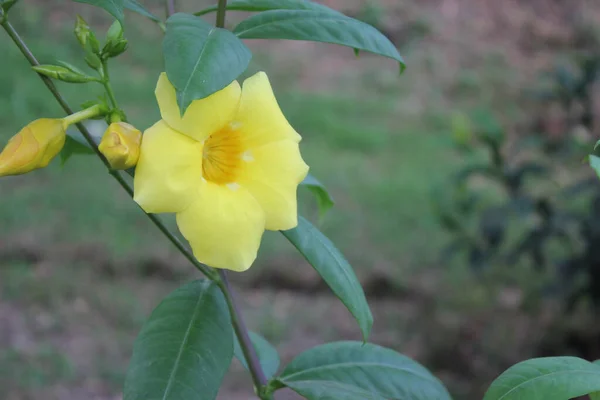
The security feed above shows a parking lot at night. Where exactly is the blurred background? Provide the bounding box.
[1,0,600,399]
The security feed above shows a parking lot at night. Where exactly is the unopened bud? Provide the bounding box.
[98,122,141,170]
[32,65,99,83]
[102,21,127,58]
[74,15,100,54]
[0,119,66,177]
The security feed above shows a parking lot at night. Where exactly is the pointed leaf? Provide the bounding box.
[164,13,252,114]
[124,0,160,22]
[301,174,334,220]
[233,331,280,379]
[234,10,404,71]
[73,0,125,24]
[278,341,452,400]
[283,380,386,400]
[194,0,342,17]
[124,280,233,400]
[483,357,600,400]
[281,217,372,340]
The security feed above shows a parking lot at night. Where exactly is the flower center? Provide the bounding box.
[202,122,243,185]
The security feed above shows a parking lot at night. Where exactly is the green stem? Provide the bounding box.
[216,0,227,28]
[62,104,104,127]
[101,60,119,110]
[0,18,217,282]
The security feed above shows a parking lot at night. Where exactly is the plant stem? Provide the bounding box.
[62,104,104,127]
[216,0,227,28]
[101,60,119,110]
[0,18,217,282]
[218,270,272,400]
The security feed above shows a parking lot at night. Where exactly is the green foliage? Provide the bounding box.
[123,280,233,400]
[484,357,600,400]
[281,217,373,341]
[194,0,342,17]
[274,341,452,399]
[234,10,405,72]
[301,173,335,220]
[233,331,280,379]
[163,13,251,113]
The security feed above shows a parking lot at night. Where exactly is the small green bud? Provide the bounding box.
[102,21,127,58]
[32,65,100,83]
[103,39,128,58]
[74,15,100,54]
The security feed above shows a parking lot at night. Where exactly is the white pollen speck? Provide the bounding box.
[227,183,240,191]
[242,151,254,162]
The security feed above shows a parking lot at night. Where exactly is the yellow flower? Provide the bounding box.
[0,118,66,177]
[99,122,142,170]
[134,72,309,272]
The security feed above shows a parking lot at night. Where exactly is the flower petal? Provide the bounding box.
[236,72,301,148]
[176,181,266,272]
[133,121,202,214]
[238,140,309,230]
[156,72,242,142]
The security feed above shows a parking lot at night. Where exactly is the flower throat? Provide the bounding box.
[202,122,243,185]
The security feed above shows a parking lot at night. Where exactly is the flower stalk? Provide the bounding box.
[62,104,105,127]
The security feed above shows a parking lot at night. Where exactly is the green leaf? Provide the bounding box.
[483,357,600,400]
[233,10,404,71]
[73,0,125,24]
[282,380,386,400]
[163,13,252,114]
[194,0,341,17]
[233,331,280,379]
[281,217,372,341]
[592,392,600,400]
[301,174,334,220]
[123,280,233,400]
[277,341,452,400]
[124,0,160,22]
[590,155,600,179]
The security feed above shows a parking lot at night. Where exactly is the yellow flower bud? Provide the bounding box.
[0,118,66,177]
[98,122,142,170]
